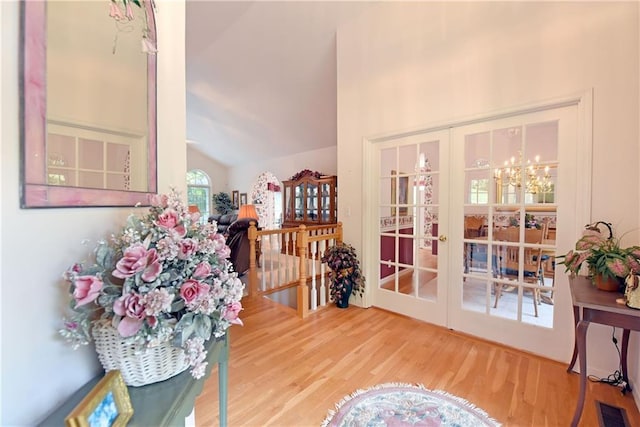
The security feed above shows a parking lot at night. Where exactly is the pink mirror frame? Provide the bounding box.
[20,1,157,208]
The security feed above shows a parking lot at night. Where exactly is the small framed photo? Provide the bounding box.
[231,190,239,209]
[65,370,133,427]
[240,193,247,207]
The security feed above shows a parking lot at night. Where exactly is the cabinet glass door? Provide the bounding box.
[320,182,330,221]
[284,185,292,221]
[307,183,318,222]
[295,183,304,220]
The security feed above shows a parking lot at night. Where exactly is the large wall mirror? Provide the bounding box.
[20,0,157,208]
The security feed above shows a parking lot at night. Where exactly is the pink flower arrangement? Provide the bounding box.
[60,189,244,379]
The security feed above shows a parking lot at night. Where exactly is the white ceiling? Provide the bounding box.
[185,1,372,166]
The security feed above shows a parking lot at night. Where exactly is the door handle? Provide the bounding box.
[439,235,447,242]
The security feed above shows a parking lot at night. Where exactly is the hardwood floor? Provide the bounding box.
[195,295,640,426]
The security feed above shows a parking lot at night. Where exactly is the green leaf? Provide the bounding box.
[170,299,185,313]
[81,265,102,276]
[175,313,196,346]
[95,244,115,269]
[193,314,212,339]
[176,312,194,329]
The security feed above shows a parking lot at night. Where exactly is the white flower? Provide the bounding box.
[144,288,173,316]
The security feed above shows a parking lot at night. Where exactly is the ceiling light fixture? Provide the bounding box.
[494,151,551,194]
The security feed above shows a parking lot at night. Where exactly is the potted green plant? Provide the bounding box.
[212,192,234,214]
[559,221,640,291]
[321,243,365,308]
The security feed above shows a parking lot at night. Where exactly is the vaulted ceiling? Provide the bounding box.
[185,1,371,166]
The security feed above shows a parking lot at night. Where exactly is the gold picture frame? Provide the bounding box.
[391,170,409,216]
[240,193,247,207]
[65,371,133,427]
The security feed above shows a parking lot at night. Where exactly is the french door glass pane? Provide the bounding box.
[462,121,558,328]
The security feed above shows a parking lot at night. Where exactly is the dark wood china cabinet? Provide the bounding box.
[281,170,337,228]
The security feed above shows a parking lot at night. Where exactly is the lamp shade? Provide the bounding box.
[188,205,200,214]
[237,204,258,220]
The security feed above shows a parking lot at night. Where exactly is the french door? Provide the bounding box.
[373,130,450,327]
[448,106,579,360]
[369,103,585,361]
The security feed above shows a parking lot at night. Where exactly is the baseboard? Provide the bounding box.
[632,383,640,418]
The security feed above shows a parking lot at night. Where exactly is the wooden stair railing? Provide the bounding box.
[246,222,343,318]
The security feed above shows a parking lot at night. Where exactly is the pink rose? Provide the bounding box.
[63,263,83,281]
[223,301,243,325]
[112,245,162,282]
[73,275,103,307]
[113,292,146,337]
[112,244,148,279]
[193,262,212,279]
[141,248,162,282]
[154,208,187,238]
[177,238,198,260]
[179,279,210,304]
[155,208,180,230]
[217,245,231,260]
[210,234,230,259]
[211,233,226,251]
[170,224,187,239]
[114,293,146,319]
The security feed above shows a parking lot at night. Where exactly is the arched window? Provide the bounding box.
[186,169,211,223]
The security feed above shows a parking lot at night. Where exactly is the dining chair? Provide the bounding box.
[463,215,486,274]
[493,225,546,317]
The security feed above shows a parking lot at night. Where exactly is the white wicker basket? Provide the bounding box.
[92,321,189,387]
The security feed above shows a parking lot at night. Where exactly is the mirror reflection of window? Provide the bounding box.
[187,170,211,223]
[46,1,149,190]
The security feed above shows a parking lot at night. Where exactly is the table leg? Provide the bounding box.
[567,305,580,373]
[219,335,229,427]
[571,319,590,427]
[622,329,632,392]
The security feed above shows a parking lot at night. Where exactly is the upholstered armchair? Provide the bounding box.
[208,213,238,235]
[226,218,257,276]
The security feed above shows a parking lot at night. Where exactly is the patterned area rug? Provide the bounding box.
[321,383,501,427]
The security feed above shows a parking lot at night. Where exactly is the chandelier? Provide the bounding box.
[494,151,552,194]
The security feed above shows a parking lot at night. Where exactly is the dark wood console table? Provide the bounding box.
[38,334,228,427]
[567,276,640,427]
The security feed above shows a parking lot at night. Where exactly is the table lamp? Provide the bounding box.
[238,204,259,221]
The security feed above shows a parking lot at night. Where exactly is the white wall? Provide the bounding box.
[337,0,639,393]
[229,145,337,197]
[0,1,186,424]
[187,144,229,193]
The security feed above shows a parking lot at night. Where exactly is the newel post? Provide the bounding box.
[248,221,258,297]
[336,222,343,245]
[297,225,309,318]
